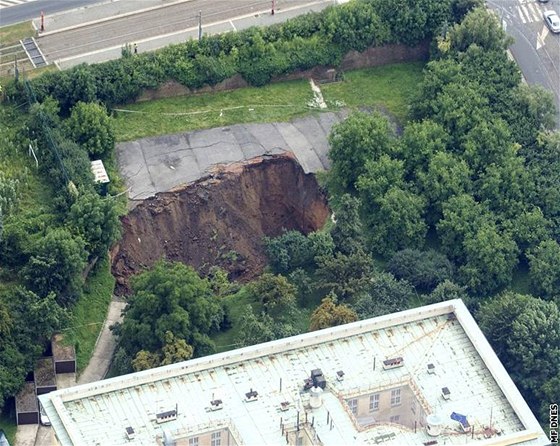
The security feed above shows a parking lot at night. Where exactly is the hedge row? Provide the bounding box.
[15,0,473,113]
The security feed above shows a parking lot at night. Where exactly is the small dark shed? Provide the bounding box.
[34,357,57,395]
[15,382,38,425]
[51,333,76,374]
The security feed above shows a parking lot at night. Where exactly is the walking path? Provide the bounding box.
[77,297,127,385]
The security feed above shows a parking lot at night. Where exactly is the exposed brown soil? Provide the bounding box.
[110,154,329,294]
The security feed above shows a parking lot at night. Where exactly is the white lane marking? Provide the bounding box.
[537,25,549,50]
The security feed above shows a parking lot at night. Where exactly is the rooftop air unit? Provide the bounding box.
[426,414,444,437]
[311,369,327,389]
[309,386,323,409]
[441,387,451,400]
[383,357,404,370]
[245,389,258,402]
[156,405,178,424]
[427,363,435,374]
[337,370,345,381]
[125,427,135,441]
[210,399,223,411]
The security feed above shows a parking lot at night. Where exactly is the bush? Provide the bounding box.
[387,249,453,292]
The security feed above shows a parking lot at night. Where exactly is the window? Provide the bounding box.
[369,394,380,412]
[189,438,199,446]
[390,415,400,423]
[390,388,401,406]
[348,398,358,415]
[211,431,221,446]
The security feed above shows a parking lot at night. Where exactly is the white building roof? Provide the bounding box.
[40,300,549,446]
[90,160,109,184]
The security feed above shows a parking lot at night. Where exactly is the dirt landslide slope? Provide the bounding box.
[111,154,329,294]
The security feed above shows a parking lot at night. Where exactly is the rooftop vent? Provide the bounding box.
[309,386,323,409]
[441,387,451,400]
[337,370,345,381]
[427,363,435,374]
[280,401,290,412]
[210,399,223,411]
[156,406,178,424]
[383,357,404,370]
[245,389,258,402]
[125,427,135,440]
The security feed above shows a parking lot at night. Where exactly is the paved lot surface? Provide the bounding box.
[117,110,349,202]
[34,0,334,68]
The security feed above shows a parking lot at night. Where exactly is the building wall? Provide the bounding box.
[55,360,76,374]
[181,428,237,446]
[346,385,427,430]
[36,386,57,396]
[16,412,39,425]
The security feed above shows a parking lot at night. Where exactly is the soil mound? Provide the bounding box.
[111,154,329,294]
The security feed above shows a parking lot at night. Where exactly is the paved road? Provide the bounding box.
[488,0,560,127]
[0,0,101,26]
[117,110,350,203]
[34,0,334,68]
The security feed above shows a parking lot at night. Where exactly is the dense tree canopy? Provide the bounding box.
[114,261,224,362]
[477,292,560,414]
[309,294,358,331]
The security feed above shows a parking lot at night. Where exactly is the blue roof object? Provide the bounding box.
[450,412,469,428]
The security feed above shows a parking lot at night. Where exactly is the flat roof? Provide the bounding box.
[52,334,76,362]
[40,300,548,446]
[34,357,56,388]
[16,382,38,413]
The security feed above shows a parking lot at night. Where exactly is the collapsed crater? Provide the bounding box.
[111,154,329,294]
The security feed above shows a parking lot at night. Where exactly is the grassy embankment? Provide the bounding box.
[113,62,424,141]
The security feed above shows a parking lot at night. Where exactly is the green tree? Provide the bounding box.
[69,190,121,258]
[315,249,374,300]
[65,102,115,157]
[328,112,395,191]
[526,239,560,299]
[115,261,223,359]
[425,280,469,305]
[309,294,358,331]
[416,151,472,223]
[368,187,427,255]
[330,194,365,256]
[399,120,449,175]
[132,350,160,372]
[357,154,406,206]
[22,228,88,305]
[247,273,298,319]
[387,249,453,292]
[353,272,415,318]
[236,305,276,347]
[459,222,519,295]
[448,7,512,53]
[477,293,560,413]
[161,331,194,365]
[508,207,551,253]
[436,194,491,262]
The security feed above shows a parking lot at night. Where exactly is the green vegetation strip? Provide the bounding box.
[113,62,424,142]
[0,21,33,48]
[62,256,115,372]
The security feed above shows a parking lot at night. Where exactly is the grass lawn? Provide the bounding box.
[0,403,16,446]
[62,256,115,373]
[0,21,33,47]
[113,79,315,141]
[321,62,424,124]
[113,62,425,142]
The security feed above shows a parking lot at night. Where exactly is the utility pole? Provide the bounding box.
[198,11,202,40]
[40,11,45,32]
[271,0,275,15]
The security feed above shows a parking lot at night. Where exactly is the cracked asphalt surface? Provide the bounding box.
[117,111,349,202]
